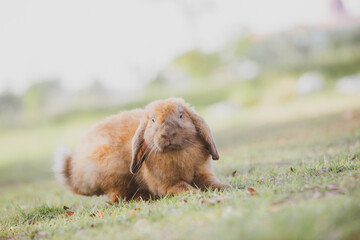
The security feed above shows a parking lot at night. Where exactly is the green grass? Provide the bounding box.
[1,94,360,239]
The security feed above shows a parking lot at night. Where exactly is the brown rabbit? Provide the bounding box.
[54,97,232,203]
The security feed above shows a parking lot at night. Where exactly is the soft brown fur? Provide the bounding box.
[54,98,231,203]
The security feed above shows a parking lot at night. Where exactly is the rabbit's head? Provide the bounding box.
[130,98,219,174]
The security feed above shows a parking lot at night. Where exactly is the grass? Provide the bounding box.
[1,93,360,239]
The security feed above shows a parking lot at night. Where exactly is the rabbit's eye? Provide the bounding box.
[152,118,155,123]
[179,113,183,119]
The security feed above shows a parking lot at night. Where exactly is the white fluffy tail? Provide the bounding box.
[53,145,72,185]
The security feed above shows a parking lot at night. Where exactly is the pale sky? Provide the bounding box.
[0,0,359,94]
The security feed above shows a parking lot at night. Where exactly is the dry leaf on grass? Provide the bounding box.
[231,170,237,177]
[97,211,104,219]
[65,210,74,217]
[128,210,136,217]
[87,210,104,218]
[247,187,257,196]
[63,206,75,217]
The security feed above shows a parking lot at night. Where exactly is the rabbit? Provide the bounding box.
[53,97,232,203]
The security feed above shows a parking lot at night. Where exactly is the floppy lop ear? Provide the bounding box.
[130,120,148,174]
[186,107,220,160]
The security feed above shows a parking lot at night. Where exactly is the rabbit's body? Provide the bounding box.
[138,137,209,195]
[54,98,231,203]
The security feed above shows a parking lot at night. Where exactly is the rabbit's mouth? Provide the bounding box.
[162,144,182,152]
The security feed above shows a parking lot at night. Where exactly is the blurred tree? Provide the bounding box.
[0,92,23,126]
[173,50,220,79]
[23,79,61,120]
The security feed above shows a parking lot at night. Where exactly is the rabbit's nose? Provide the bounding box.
[161,132,176,144]
[161,134,175,139]
[161,130,176,139]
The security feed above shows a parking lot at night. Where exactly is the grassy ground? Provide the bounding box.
[1,94,360,240]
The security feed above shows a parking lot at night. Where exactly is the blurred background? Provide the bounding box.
[1,0,360,183]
